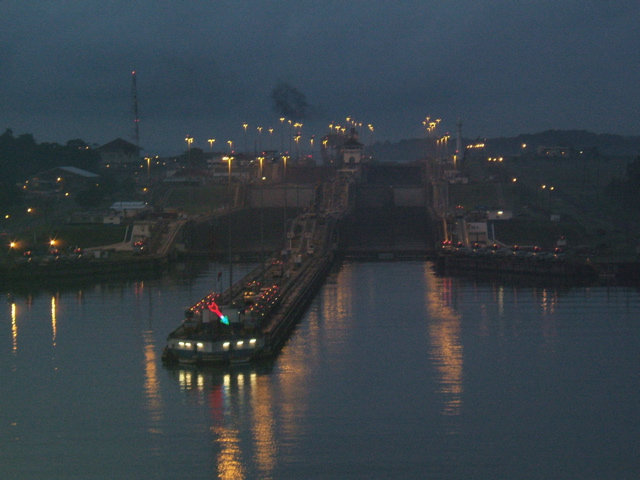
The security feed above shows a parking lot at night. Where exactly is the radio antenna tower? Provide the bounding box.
[131,71,140,149]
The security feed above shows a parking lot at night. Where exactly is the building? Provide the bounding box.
[109,201,149,218]
[23,166,99,196]
[341,130,364,165]
[96,138,142,166]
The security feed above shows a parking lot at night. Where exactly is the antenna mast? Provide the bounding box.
[131,71,140,149]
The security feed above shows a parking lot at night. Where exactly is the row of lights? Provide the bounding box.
[176,339,257,350]
[423,116,441,136]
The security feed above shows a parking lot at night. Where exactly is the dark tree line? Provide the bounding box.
[605,156,640,210]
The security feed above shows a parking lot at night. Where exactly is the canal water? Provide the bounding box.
[1,261,639,479]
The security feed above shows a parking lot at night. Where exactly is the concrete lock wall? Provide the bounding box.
[393,187,427,207]
[247,185,315,208]
[356,186,427,208]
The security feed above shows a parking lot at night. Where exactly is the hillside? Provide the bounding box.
[366,130,640,163]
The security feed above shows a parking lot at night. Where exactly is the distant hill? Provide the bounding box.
[366,130,640,162]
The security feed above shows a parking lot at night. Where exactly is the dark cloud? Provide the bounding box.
[1,0,639,154]
[270,82,309,120]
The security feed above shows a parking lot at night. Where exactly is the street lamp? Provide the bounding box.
[257,126,263,152]
[227,140,233,153]
[243,123,248,152]
[259,156,265,275]
[282,155,289,251]
[268,127,274,150]
[227,155,234,292]
[145,156,151,186]
[185,136,193,174]
[294,135,301,161]
[279,117,285,152]
[208,138,216,150]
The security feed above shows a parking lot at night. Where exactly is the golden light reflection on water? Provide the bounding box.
[274,274,352,443]
[11,302,17,354]
[175,367,278,480]
[250,374,277,478]
[423,266,464,416]
[142,330,164,433]
[537,288,559,355]
[51,296,57,346]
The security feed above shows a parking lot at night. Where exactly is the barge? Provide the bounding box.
[162,218,335,365]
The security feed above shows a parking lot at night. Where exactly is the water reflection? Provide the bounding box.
[11,301,17,355]
[51,295,58,346]
[424,267,464,417]
[142,330,164,434]
[167,363,277,480]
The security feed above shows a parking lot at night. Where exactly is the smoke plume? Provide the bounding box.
[270,82,308,120]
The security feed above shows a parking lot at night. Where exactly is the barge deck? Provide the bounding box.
[162,216,336,365]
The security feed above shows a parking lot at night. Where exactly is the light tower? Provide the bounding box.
[131,71,140,150]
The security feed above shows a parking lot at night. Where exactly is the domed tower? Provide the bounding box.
[341,128,363,165]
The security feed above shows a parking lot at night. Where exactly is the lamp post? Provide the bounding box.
[294,134,301,162]
[269,127,274,150]
[257,126,263,153]
[282,155,288,253]
[259,156,265,276]
[243,123,248,153]
[228,155,233,293]
[145,156,151,187]
[208,138,216,150]
[227,140,233,153]
[185,135,193,175]
[279,118,285,153]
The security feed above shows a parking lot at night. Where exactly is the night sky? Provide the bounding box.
[2,1,639,155]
